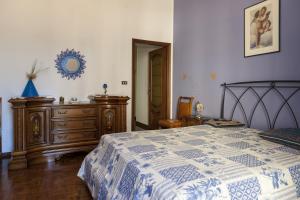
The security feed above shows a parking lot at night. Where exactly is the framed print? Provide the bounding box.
[244,0,280,57]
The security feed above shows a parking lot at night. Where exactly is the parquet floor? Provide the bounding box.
[0,153,92,200]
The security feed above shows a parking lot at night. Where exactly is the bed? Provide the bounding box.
[78,81,300,200]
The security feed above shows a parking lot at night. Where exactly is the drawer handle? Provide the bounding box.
[33,119,40,137]
[57,122,66,127]
[82,121,91,126]
[58,110,68,115]
[56,135,68,140]
[82,109,92,114]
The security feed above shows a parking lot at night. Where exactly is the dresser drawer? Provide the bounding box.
[52,107,96,118]
[51,131,98,144]
[52,119,97,131]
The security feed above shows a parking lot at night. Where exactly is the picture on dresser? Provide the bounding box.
[244,0,280,57]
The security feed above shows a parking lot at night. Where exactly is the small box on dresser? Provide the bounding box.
[8,96,129,170]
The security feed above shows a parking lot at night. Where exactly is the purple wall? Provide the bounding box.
[173,0,300,128]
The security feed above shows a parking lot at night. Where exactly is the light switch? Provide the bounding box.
[121,81,128,85]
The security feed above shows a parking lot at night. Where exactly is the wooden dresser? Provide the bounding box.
[8,95,129,170]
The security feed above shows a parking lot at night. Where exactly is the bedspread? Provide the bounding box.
[78,125,300,200]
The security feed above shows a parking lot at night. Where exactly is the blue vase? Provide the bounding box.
[22,79,39,97]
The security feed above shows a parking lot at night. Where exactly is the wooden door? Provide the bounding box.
[0,98,1,156]
[149,47,168,129]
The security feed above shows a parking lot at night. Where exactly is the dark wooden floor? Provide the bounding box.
[0,153,92,200]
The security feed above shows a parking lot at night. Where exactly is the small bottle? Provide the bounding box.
[59,96,64,104]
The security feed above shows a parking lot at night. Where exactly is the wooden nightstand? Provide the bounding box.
[182,116,205,127]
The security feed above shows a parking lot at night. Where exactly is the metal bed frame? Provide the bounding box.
[220,80,300,129]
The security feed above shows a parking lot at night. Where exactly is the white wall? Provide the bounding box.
[136,45,160,125]
[0,0,173,152]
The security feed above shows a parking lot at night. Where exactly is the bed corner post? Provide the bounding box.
[220,83,226,119]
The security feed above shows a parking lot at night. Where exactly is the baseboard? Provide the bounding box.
[136,121,150,130]
[0,152,11,159]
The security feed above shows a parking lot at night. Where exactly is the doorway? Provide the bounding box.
[132,39,171,131]
[0,98,2,158]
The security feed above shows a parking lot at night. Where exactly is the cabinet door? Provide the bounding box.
[99,105,121,135]
[26,108,50,148]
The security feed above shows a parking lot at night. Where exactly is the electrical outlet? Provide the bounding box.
[121,81,128,85]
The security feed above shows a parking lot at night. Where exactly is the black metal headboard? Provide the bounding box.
[220,80,300,129]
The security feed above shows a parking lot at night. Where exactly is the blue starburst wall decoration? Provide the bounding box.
[55,49,86,80]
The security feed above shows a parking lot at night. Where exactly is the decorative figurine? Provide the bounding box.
[103,83,108,95]
[22,60,49,97]
[195,101,204,118]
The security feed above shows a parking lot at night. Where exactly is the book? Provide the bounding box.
[205,119,245,128]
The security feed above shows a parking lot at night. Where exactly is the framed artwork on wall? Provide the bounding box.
[244,0,280,57]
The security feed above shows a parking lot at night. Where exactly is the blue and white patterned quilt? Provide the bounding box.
[78,125,300,200]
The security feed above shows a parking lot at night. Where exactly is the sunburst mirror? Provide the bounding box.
[55,49,86,80]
